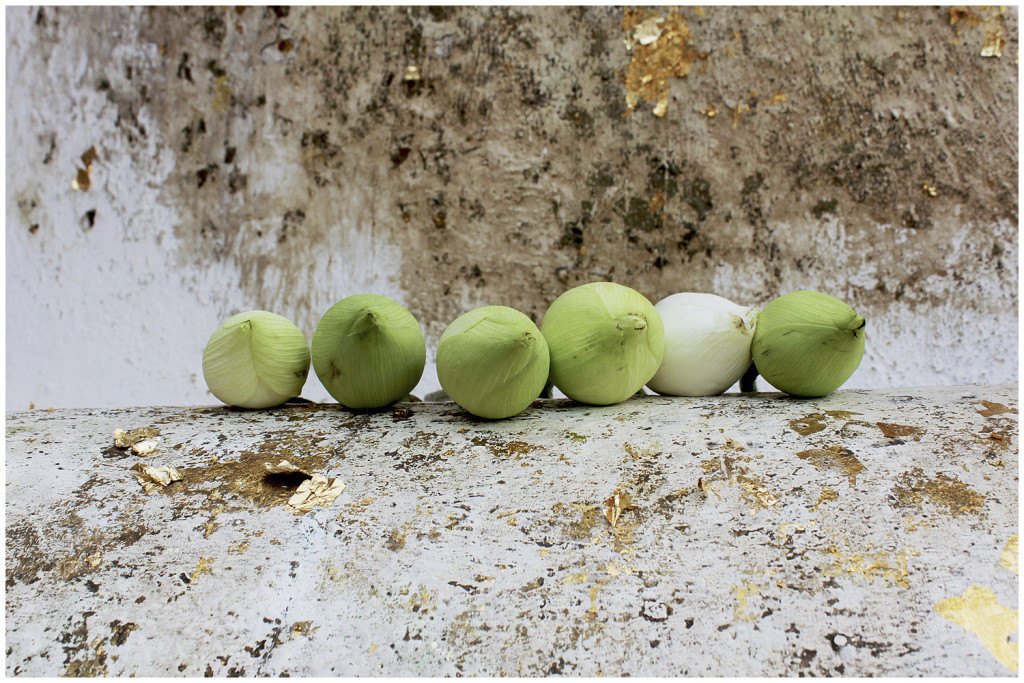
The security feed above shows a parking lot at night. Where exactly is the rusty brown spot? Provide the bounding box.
[796,446,865,485]
[891,468,985,517]
[976,400,1013,417]
[876,422,925,440]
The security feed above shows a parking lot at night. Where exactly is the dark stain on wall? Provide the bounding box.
[62,6,1016,346]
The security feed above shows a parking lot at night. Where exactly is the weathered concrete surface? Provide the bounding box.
[5,6,1019,408]
[5,385,1018,676]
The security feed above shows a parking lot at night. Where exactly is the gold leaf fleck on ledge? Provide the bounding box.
[936,585,1018,672]
[604,487,638,527]
[976,400,1013,417]
[114,426,160,449]
[130,463,183,494]
[891,467,985,517]
[1000,535,1018,575]
[287,474,346,513]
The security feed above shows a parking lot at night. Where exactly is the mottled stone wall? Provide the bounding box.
[6,6,1018,407]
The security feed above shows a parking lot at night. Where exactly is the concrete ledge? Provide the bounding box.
[5,385,1018,676]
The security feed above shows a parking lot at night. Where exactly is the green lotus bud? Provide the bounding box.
[541,282,664,405]
[751,290,866,397]
[436,306,550,419]
[202,310,310,409]
[311,294,426,409]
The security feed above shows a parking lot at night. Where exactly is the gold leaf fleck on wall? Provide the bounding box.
[935,585,1018,672]
[622,8,705,118]
[981,31,1006,57]
[731,102,750,129]
[949,6,1008,58]
[213,75,232,113]
[71,146,98,191]
[130,462,183,494]
[813,487,838,509]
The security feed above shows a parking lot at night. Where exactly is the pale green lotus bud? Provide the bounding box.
[647,292,759,396]
[202,310,310,409]
[541,282,664,405]
[751,290,866,397]
[311,294,426,409]
[437,306,550,419]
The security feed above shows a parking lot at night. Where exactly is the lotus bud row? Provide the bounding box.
[202,284,866,418]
